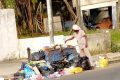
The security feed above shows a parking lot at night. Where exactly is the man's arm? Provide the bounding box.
[65,35,74,43]
[83,35,88,48]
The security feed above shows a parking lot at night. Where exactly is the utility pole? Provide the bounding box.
[46,0,54,45]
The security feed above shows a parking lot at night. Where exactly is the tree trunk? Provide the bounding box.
[64,0,87,32]
[46,0,54,45]
[0,0,4,8]
[27,0,34,34]
[76,0,87,32]
[0,1,3,8]
[117,0,120,30]
[63,0,77,20]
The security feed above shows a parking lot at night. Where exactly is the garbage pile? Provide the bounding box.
[13,45,93,80]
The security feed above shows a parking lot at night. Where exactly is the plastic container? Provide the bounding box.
[99,56,108,68]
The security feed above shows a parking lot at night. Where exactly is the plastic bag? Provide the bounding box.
[24,64,36,79]
[64,67,83,74]
[77,56,91,70]
[51,51,63,62]
[30,50,45,61]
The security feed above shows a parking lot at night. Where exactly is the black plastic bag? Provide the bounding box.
[77,56,91,70]
[50,60,67,72]
[37,66,54,76]
[30,50,45,61]
[14,72,25,80]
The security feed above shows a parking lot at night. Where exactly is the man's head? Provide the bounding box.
[72,24,80,33]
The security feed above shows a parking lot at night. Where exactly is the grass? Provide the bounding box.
[18,31,70,39]
[110,30,120,43]
[110,30,120,52]
[18,29,100,39]
[86,29,101,34]
[18,33,49,39]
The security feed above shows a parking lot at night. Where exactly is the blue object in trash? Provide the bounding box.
[24,64,36,79]
[51,51,63,62]
[41,66,49,71]
[67,53,75,61]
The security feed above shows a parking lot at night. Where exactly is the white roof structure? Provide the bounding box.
[73,0,118,10]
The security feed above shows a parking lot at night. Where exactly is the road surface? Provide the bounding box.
[0,59,120,80]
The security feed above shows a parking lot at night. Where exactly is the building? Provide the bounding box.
[73,0,118,29]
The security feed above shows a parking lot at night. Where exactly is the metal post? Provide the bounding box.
[27,47,31,63]
[46,0,54,46]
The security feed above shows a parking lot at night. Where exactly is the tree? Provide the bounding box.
[15,0,34,35]
[16,0,46,36]
[26,0,34,34]
[76,0,87,31]
[0,0,4,8]
[63,0,87,32]
[46,0,54,45]
[0,0,15,8]
[5,0,15,8]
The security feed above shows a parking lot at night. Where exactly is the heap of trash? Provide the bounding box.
[13,45,108,80]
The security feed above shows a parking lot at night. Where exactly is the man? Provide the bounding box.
[65,24,94,67]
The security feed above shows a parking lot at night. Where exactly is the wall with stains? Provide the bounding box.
[0,9,19,61]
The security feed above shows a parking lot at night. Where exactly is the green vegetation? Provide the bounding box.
[86,29,101,34]
[111,42,120,52]
[4,0,15,8]
[111,30,120,43]
[18,33,48,39]
[18,31,70,39]
[18,28,101,39]
[110,30,120,52]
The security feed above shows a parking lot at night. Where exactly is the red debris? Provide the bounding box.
[96,17,112,29]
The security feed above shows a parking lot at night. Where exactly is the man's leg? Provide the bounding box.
[84,48,94,67]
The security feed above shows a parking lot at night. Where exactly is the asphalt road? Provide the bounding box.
[48,63,120,80]
[0,60,120,80]
[0,59,27,77]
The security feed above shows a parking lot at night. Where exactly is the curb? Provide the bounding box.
[109,57,120,64]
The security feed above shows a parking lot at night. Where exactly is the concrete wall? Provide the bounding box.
[19,35,65,58]
[43,16,62,33]
[88,32,111,54]
[0,9,19,61]
[19,32,111,58]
